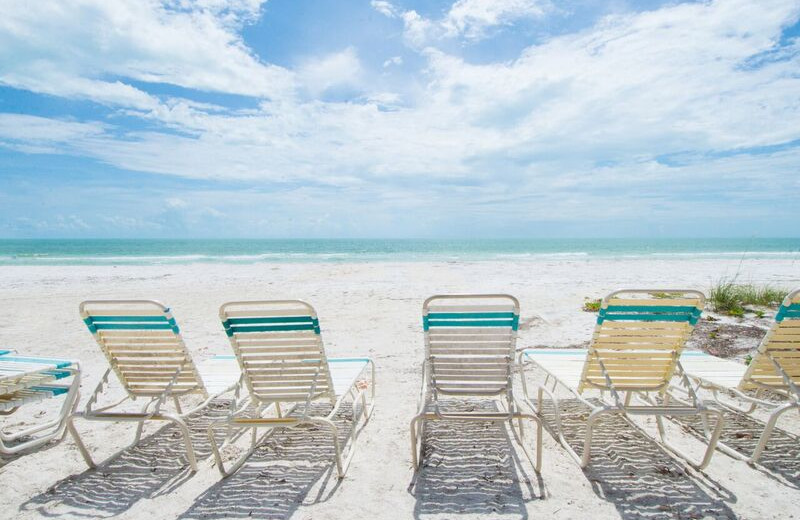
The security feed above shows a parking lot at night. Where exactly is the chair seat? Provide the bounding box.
[523,348,587,389]
[0,354,76,395]
[197,355,242,396]
[679,351,747,390]
[0,384,70,412]
[329,358,370,396]
[204,357,368,400]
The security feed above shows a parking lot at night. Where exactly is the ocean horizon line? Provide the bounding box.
[0,238,798,266]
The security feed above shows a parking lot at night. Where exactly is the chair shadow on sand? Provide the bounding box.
[21,400,352,519]
[410,400,545,520]
[671,408,800,490]
[20,399,237,518]
[542,398,738,520]
[1,434,69,469]
[176,401,352,520]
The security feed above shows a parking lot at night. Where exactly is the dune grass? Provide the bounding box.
[709,279,789,317]
[582,298,602,312]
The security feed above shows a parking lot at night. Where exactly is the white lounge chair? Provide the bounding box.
[0,351,82,455]
[410,294,542,476]
[208,300,375,478]
[520,289,724,469]
[70,300,242,470]
[678,287,800,463]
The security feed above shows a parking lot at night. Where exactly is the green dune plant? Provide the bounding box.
[709,279,789,317]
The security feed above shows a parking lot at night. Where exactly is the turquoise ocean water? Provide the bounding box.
[0,238,798,265]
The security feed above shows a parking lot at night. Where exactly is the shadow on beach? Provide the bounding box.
[20,399,234,518]
[177,402,353,520]
[410,400,543,520]
[673,407,800,489]
[541,398,737,520]
[21,400,353,519]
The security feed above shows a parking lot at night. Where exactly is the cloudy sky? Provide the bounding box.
[0,0,798,238]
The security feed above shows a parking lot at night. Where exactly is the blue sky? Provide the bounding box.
[0,0,799,238]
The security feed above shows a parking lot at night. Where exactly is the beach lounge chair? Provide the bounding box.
[677,287,800,463]
[208,300,375,478]
[410,294,542,475]
[520,289,724,469]
[70,300,242,470]
[1,351,81,455]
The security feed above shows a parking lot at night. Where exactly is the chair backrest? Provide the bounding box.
[219,300,335,405]
[80,300,205,398]
[578,289,704,393]
[423,294,519,397]
[740,287,800,392]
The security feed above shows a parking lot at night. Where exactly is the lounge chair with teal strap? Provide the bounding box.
[208,300,375,478]
[410,294,542,476]
[677,287,800,464]
[520,289,724,469]
[70,300,243,470]
[0,351,82,455]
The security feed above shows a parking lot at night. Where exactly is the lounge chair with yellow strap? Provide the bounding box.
[520,289,724,469]
[677,287,800,464]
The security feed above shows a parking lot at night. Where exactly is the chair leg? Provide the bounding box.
[581,407,610,468]
[649,407,725,470]
[360,390,370,423]
[207,421,261,478]
[307,417,344,478]
[66,416,95,468]
[130,400,154,448]
[162,413,197,471]
[749,401,798,464]
[409,413,426,470]
[534,383,587,467]
[509,410,543,473]
[208,418,283,479]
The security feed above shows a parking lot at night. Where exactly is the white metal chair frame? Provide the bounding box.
[674,287,800,464]
[520,289,724,469]
[69,300,243,471]
[208,300,376,479]
[410,294,543,477]
[0,353,82,455]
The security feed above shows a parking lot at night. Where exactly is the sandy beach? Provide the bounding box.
[1,257,799,520]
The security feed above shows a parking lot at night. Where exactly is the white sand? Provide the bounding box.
[1,258,799,519]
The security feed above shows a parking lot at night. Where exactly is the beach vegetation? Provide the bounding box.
[709,279,788,317]
[653,291,683,299]
[583,298,602,312]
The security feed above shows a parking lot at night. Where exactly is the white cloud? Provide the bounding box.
[443,0,553,39]
[401,10,437,49]
[166,197,188,208]
[297,47,363,97]
[0,114,105,142]
[370,0,398,18]
[396,0,553,46]
[383,56,404,68]
[0,0,293,108]
[1,0,799,234]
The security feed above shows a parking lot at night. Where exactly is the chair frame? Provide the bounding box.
[0,353,82,455]
[410,294,543,477]
[69,300,243,471]
[675,287,800,464]
[208,300,375,479]
[520,289,724,469]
